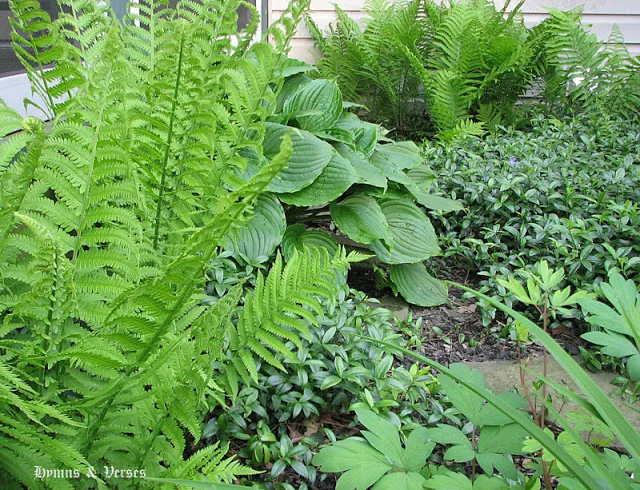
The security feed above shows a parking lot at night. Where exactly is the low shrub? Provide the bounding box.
[429,114,640,326]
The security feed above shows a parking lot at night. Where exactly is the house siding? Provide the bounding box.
[272,0,640,63]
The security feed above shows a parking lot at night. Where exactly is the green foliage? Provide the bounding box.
[534,8,640,118]
[0,0,352,486]
[307,0,538,140]
[202,275,437,485]
[580,273,640,381]
[308,1,640,139]
[429,114,640,326]
[229,69,460,306]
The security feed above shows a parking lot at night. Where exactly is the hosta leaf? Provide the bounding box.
[371,141,422,170]
[406,165,435,191]
[626,354,640,381]
[224,193,285,265]
[390,263,448,306]
[279,152,357,206]
[282,224,338,261]
[283,79,343,132]
[276,73,312,113]
[335,143,387,188]
[333,112,379,155]
[409,191,463,212]
[330,193,392,246]
[263,123,333,193]
[369,196,440,264]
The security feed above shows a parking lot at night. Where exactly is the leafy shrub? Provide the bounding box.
[0,0,366,486]
[226,68,462,306]
[429,114,640,324]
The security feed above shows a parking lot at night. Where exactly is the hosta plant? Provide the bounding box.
[228,69,462,306]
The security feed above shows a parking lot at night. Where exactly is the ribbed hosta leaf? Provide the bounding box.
[332,112,379,155]
[335,143,387,188]
[283,79,343,132]
[282,224,338,261]
[390,262,448,306]
[263,122,333,193]
[369,196,440,264]
[279,152,357,206]
[224,193,285,265]
[371,141,422,170]
[330,193,392,246]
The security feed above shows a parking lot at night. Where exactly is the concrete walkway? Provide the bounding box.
[466,356,640,436]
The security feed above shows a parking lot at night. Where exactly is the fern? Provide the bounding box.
[0,0,326,486]
[222,247,350,398]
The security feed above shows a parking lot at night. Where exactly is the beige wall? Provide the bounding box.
[271,0,640,63]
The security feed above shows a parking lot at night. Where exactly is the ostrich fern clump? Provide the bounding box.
[0,0,354,487]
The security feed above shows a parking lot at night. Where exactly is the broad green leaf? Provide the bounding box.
[313,438,390,490]
[283,79,343,132]
[330,193,392,246]
[369,197,440,264]
[279,58,315,78]
[581,331,637,358]
[224,193,285,265]
[407,189,463,212]
[263,123,333,193]
[282,224,338,261]
[439,364,527,426]
[356,408,404,464]
[389,262,448,306]
[362,339,603,490]
[333,112,379,155]
[406,165,435,191]
[279,152,356,206]
[372,472,426,490]
[429,424,471,447]
[472,475,511,490]
[579,299,628,334]
[402,427,434,471]
[424,471,473,490]
[627,354,640,381]
[443,444,476,462]
[335,143,387,188]
[336,465,390,490]
[477,424,528,455]
[371,142,422,169]
[276,73,312,112]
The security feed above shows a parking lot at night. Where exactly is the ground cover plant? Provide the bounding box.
[429,113,640,330]
[306,0,640,140]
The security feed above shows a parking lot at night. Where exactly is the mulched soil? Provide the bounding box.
[349,265,586,365]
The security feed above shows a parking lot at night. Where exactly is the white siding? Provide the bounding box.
[271,0,640,62]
